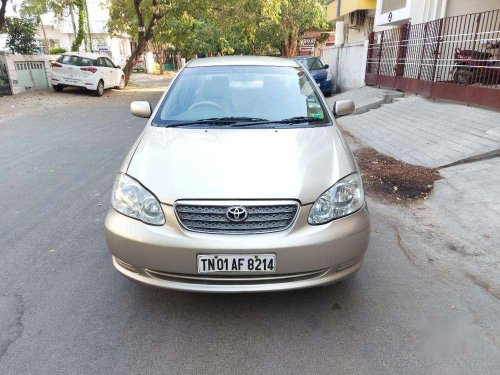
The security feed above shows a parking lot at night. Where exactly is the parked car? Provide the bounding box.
[294,56,334,96]
[105,56,369,293]
[50,52,125,96]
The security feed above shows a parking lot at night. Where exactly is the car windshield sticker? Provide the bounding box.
[306,96,324,119]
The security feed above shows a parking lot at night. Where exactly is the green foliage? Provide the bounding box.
[107,0,329,58]
[5,17,39,54]
[20,0,49,17]
[71,0,85,51]
[50,47,67,54]
[152,62,161,74]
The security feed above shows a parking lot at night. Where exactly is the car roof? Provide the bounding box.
[186,56,301,68]
[61,52,103,60]
[294,56,317,60]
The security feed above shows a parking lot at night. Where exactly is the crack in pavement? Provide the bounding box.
[0,294,25,361]
[466,273,500,301]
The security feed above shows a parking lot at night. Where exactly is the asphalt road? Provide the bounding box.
[0,86,499,375]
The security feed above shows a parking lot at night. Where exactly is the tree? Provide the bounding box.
[0,0,8,31]
[22,0,86,52]
[280,0,328,57]
[21,0,49,53]
[6,18,39,54]
[108,0,329,83]
[109,0,174,84]
[70,0,86,51]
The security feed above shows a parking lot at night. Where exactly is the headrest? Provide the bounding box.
[202,76,229,100]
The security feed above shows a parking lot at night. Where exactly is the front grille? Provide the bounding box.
[175,202,299,234]
[145,268,328,285]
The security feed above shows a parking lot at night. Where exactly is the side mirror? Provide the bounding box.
[333,100,355,117]
[324,64,330,69]
[130,101,152,118]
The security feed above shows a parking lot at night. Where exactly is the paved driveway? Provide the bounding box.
[0,87,499,374]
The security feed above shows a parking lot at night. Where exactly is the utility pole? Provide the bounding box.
[84,0,93,52]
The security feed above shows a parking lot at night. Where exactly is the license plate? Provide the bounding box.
[197,254,276,273]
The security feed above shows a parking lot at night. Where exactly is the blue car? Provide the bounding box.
[294,56,334,96]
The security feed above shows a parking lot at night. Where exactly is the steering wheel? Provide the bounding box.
[188,101,223,113]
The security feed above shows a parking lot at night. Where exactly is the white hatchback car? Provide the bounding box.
[51,52,125,96]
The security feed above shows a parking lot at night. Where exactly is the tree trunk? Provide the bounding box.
[159,59,164,75]
[122,0,162,85]
[123,43,143,85]
[38,15,49,54]
[70,4,88,51]
[0,0,7,31]
[284,26,299,57]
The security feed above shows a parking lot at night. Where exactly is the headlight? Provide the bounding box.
[327,70,333,80]
[111,173,165,225]
[308,173,364,225]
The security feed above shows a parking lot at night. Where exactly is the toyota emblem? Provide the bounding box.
[226,206,248,222]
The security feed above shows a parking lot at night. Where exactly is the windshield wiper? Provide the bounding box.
[279,116,325,123]
[229,116,325,128]
[163,117,268,128]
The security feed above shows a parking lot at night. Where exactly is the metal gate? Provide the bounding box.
[14,61,48,91]
[0,62,11,95]
[366,9,500,109]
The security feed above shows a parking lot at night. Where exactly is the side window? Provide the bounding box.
[75,57,93,66]
[96,58,106,67]
[311,59,323,70]
[104,58,115,68]
[58,55,75,65]
[310,59,324,70]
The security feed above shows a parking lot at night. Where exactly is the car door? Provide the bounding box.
[96,57,111,87]
[104,57,121,87]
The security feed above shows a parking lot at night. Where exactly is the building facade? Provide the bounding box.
[327,0,377,45]
[375,0,500,27]
[323,0,499,93]
[0,0,131,67]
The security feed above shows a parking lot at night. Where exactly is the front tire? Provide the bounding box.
[94,80,104,97]
[53,84,64,92]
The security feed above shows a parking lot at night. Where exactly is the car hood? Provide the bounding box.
[126,126,353,205]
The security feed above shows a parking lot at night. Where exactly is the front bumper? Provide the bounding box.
[105,204,370,293]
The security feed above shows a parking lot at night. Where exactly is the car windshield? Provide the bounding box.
[153,65,329,128]
[309,58,324,70]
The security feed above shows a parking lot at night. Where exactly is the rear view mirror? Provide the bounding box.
[324,64,330,69]
[130,101,152,118]
[333,100,355,117]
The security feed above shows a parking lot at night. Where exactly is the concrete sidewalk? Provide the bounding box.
[334,88,500,298]
[326,86,403,115]
[337,94,500,168]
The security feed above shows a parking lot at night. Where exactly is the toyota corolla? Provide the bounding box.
[104,56,370,293]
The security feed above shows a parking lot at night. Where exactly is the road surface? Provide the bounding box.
[0,84,498,374]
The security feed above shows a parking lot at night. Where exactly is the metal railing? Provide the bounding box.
[365,9,500,108]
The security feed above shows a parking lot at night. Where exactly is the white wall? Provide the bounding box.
[0,53,58,94]
[336,11,375,45]
[376,0,500,27]
[445,0,500,17]
[321,41,369,92]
